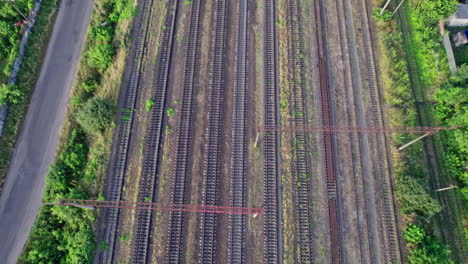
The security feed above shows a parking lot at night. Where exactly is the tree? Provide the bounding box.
[75,96,114,135]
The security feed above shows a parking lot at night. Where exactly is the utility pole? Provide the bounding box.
[9,1,31,23]
[380,0,392,15]
[380,0,407,17]
[436,185,458,192]
[392,0,407,17]
[398,132,432,151]
[43,202,95,210]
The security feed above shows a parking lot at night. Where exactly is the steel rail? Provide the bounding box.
[227,0,249,263]
[355,0,401,261]
[197,0,228,262]
[96,0,154,262]
[165,0,202,262]
[132,0,179,262]
[314,0,341,261]
[263,0,282,262]
[286,0,313,262]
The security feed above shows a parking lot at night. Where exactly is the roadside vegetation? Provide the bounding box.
[0,0,58,189]
[0,0,35,84]
[19,0,136,263]
[373,0,467,262]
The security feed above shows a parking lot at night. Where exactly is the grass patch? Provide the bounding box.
[145,98,155,112]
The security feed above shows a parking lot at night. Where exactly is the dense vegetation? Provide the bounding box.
[404,224,454,264]
[433,65,468,199]
[373,0,465,262]
[21,0,136,263]
[27,130,95,263]
[407,0,457,85]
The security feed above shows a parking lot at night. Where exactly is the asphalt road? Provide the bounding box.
[0,0,93,263]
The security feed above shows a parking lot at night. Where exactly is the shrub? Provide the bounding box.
[146,98,155,112]
[86,43,114,72]
[404,224,454,264]
[404,223,425,245]
[166,107,174,117]
[0,83,22,104]
[372,8,392,22]
[395,175,442,220]
[75,96,115,135]
[81,79,99,94]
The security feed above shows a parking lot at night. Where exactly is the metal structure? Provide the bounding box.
[45,199,262,215]
[258,125,458,134]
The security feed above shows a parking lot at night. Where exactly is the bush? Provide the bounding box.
[404,224,454,264]
[0,83,22,104]
[404,223,425,244]
[372,8,392,22]
[75,96,114,135]
[81,79,99,94]
[86,43,114,72]
[396,175,442,220]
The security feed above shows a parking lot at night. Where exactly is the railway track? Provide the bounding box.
[197,0,227,262]
[286,0,313,262]
[227,0,249,263]
[262,0,282,262]
[132,0,179,262]
[164,0,202,262]
[313,0,341,262]
[333,0,376,261]
[96,0,154,262]
[354,0,401,261]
